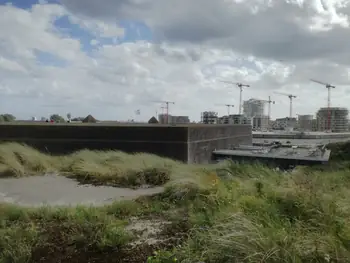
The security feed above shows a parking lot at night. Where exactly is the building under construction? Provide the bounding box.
[243,99,265,117]
[316,107,349,133]
[158,114,190,124]
[201,111,218,124]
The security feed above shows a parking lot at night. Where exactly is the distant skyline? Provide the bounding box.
[1,0,350,121]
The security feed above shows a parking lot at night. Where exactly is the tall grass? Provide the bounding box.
[0,143,186,187]
[0,142,350,262]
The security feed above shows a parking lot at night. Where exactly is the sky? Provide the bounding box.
[1,0,350,121]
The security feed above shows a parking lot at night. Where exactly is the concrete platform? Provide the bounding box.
[253,131,350,139]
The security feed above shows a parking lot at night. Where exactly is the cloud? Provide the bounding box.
[1,0,350,121]
[61,0,350,63]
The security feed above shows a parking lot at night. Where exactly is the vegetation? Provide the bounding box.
[0,113,16,122]
[0,142,350,262]
[50,114,65,123]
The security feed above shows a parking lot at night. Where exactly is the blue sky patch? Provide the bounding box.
[2,0,154,56]
[34,49,68,67]
[0,0,60,9]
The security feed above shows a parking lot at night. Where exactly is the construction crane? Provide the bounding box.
[154,100,175,124]
[274,91,297,118]
[310,79,336,131]
[219,80,250,114]
[251,96,275,121]
[215,104,234,115]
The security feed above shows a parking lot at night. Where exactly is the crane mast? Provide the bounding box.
[219,80,250,115]
[251,96,275,121]
[310,79,335,131]
[215,104,234,115]
[274,92,297,118]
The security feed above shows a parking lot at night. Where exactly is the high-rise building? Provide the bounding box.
[316,107,349,132]
[243,99,265,118]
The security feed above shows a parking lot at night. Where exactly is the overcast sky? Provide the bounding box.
[0,0,350,121]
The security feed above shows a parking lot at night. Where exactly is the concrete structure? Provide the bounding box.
[0,123,252,164]
[253,131,350,139]
[158,114,190,124]
[217,114,251,125]
[252,115,269,130]
[272,117,297,130]
[298,115,313,131]
[316,107,349,132]
[312,119,318,131]
[201,111,218,124]
[243,99,265,117]
[212,144,331,169]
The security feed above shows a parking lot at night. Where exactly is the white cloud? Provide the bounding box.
[1,1,350,121]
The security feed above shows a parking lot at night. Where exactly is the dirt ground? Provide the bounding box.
[29,214,191,263]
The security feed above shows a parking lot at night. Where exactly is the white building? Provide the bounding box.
[243,99,265,118]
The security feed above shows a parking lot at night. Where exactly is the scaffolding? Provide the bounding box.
[201,111,218,124]
[316,107,349,132]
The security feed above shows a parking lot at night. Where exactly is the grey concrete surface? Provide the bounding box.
[188,125,252,164]
[0,174,164,207]
[253,138,350,145]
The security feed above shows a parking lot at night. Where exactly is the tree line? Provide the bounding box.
[0,114,86,123]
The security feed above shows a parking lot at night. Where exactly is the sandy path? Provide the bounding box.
[0,174,164,207]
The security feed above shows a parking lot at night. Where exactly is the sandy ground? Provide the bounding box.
[0,174,164,207]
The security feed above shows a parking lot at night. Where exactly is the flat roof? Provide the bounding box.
[213,146,331,162]
[253,131,350,136]
[0,122,251,128]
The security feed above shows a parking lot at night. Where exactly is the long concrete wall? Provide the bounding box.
[0,123,252,164]
[187,125,252,164]
[0,124,188,162]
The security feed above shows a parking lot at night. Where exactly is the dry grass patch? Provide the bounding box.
[0,143,191,188]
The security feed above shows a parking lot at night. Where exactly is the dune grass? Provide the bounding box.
[0,143,350,262]
[0,142,195,187]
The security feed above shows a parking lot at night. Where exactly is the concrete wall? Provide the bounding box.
[0,123,252,164]
[0,124,188,162]
[187,124,252,164]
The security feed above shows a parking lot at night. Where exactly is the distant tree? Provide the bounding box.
[3,114,16,122]
[0,114,16,122]
[67,113,71,120]
[50,114,65,123]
